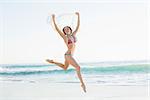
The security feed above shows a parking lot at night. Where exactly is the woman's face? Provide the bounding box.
[64,27,71,34]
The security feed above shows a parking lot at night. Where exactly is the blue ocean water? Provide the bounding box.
[0,61,150,85]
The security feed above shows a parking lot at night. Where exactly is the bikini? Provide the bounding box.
[65,34,77,56]
[67,34,76,44]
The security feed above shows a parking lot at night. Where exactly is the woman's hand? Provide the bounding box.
[52,14,55,19]
[75,12,79,16]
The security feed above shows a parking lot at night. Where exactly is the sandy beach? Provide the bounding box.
[0,81,149,100]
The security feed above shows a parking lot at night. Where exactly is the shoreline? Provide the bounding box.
[0,82,149,100]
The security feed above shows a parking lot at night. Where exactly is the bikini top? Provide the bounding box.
[66,34,77,44]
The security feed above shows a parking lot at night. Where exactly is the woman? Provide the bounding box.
[46,12,86,92]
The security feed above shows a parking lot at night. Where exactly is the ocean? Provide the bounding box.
[0,61,150,86]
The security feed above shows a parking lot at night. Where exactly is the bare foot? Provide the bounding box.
[81,84,86,93]
[46,59,54,64]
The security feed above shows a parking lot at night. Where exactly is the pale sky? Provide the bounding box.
[0,0,149,64]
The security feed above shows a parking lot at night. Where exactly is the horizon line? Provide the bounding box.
[0,60,149,65]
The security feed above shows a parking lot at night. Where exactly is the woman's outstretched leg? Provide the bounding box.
[66,56,86,92]
[46,59,69,70]
[76,69,86,93]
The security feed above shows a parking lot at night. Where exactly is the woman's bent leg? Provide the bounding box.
[46,59,69,70]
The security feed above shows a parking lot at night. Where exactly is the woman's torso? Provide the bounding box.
[64,34,77,55]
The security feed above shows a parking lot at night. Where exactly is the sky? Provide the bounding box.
[0,0,149,64]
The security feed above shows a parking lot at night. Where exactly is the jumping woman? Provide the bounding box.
[46,12,86,92]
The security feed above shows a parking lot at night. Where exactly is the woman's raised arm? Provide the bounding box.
[52,14,65,39]
[73,12,80,36]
